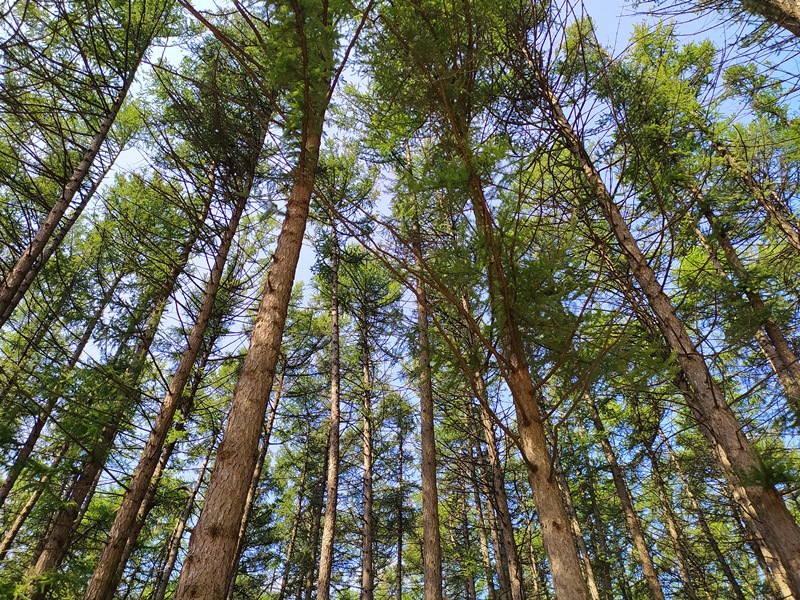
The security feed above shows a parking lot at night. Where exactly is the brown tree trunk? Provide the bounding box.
[644,445,699,600]
[545,423,603,600]
[472,375,526,600]
[225,370,283,600]
[0,443,69,561]
[151,438,215,600]
[173,42,331,592]
[586,396,665,600]
[414,230,444,600]
[657,431,750,600]
[470,462,499,600]
[0,272,121,510]
[316,230,341,600]
[745,0,800,37]
[85,178,250,600]
[525,45,800,596]
[0,64,141,326]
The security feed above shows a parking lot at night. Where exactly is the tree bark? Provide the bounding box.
[360,329,375,600]
[525,45,800,596]
[587,396,665,600]
[316,229,342,600]
[151,438,215,600]
[414,230,444,600]
[226,370,283,600]
[85,176,250,600]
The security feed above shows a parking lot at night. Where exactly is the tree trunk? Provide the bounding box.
[151,438,216,600]
[0,443,69,561]
[414,230,444,600]
[470,461,499,600]
[0,271,121,510]
[226,370,284,600]
[545,423,603,600]
[526,46,800,596]
[0,60,142,326]
[644,445,699,600]
[702,205,800,419]
[360,333,375,600]
[586,396,665,600]
[85,177,250,600]
[316,229,342,600]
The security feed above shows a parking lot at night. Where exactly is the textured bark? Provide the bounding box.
[316,231,341,600]
[546,424,603,600]
[85,178,249,600]
[226,371,283,600]
[152,440,215,600]
[745,0,800,38]
[587,397,665,600]
[174,118,322,597]
[526,47,800,596]
[470,465,499,600]
[414,232,444,600]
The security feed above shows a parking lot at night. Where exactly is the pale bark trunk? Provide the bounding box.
[473,376,526,600]
[225,371,283,600]
[701,205,800,418]
[644,445,699,600]
[316,230,341,600]
[587,397,665,600]
[0,272,120,510]
[360,338,375,600]
[526,47,800,596]
[745,0,800,42]
[471,467,499,600]
[545,424,603,600]
[414,231,444,600]
[0,64,141,326]
[85,179,249,600]
[152,439,215,600]
[582,442,613,600]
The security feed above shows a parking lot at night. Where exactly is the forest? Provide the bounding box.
[1,0,800,598]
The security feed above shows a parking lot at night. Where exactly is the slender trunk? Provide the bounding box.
[396,426,404,600]
[0,59,142,326]
[701,205,800,418]
[586,396,665,600]
[226,371,283,600]
[526,46,800,596]
[472,375,526,600]
[660,432,748,600]
[85,179,249,600]
[0,152,120,324]
[0,272,121,510]
[0,443,69,561]
[581,434,613,600]
[303,459,325,600]
[360,337,375,600]
[545,423,603,600]
[151,439,215,600]
[471,460,498,600]
[414,230,444,600]
[644,445,699,600]
[277,433,313,600]
[316,230,341,600]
